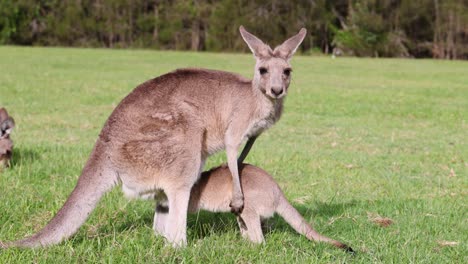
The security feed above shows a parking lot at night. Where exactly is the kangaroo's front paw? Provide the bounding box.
[229,198,244,214]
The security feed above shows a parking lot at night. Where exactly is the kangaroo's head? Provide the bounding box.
[0,108,15,139]
[240,26,306,100]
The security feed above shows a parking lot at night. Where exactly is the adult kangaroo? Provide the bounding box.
[0,26,306,248]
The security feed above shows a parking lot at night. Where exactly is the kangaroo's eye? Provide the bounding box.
[283,68,292,77]
[259,67,268,75]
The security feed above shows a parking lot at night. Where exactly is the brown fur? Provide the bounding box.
[0,27,307,248]
[154,164,353,252]
[0,108,15,170]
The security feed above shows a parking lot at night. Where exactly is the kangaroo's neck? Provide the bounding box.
[272,97,284,121]
[239,96,282,141]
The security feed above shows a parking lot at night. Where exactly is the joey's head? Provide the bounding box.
[239,26,307,100]
[0,108,15,139]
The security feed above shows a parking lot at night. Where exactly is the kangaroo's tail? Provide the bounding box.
[276,195,354,253]
[1,145,117,248]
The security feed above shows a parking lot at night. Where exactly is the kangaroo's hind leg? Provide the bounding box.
[153,191,169,237]
[237,209,264,243]
[163,185,192,247]
[237,215,248,237]
[162,149,204,247]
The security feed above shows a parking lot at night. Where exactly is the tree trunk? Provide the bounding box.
[191,20,201,51]
[128,0,133,46]
[153,1,159,42]
[433,0,443,58]
[446,8,454,59]
[453,0,461,59]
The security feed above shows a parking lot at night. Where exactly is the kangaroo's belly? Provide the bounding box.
[204,134,226,155]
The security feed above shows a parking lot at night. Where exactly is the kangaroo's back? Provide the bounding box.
[189,164,282,215]
[102,69,254,159]
[105,68,252,124]
[189,164,353,252]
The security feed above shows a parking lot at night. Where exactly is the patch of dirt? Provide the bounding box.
[437,240,459,247]
[367,212,394,227]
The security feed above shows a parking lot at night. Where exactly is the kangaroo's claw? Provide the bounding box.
[229,199,244,215]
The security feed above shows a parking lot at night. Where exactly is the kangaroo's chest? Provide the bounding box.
[244,102,281,139]
[245,116,275,139]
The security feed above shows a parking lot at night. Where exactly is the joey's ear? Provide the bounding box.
[273,28,307,60]
[0,118,15,137]
[239,26,272,58]
[0,108,8,123]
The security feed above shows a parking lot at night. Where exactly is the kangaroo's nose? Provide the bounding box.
[271,87,283,96]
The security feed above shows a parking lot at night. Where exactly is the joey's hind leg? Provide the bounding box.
[237,209,264,243]
[237,216,249,239]
[153,191,169,237]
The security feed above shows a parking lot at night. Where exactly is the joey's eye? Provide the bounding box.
[259,67,268,75]
[283,68,292,77]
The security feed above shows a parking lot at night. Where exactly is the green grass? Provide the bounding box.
[0,46,467,263]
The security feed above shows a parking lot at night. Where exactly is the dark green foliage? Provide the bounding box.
[0,0,466,58]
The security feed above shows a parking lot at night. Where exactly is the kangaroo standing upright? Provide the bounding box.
[0,26,306,248]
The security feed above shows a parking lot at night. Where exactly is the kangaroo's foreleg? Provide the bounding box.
[237,136,258,165]
[226,141,244,214]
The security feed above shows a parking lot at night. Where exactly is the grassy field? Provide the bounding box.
[0,46,466,263]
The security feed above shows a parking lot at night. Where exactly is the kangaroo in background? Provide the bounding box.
[0,108,15,170]
[154,164,354,252]
[0,26,306,248]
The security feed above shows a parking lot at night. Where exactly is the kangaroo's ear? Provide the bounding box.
[0,108,8,122]
[0,118,15,137]
[239,26,272,59]
[273,28,307,60]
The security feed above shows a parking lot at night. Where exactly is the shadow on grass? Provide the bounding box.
[77,199,359,245]
[9,147,40,168]
[187,211,238,240]
[5,198,363,249]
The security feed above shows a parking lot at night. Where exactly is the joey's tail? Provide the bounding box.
[276,195,354,253]
[1,149,117,248]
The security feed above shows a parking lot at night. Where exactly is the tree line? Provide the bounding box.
[1,0,467,59]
